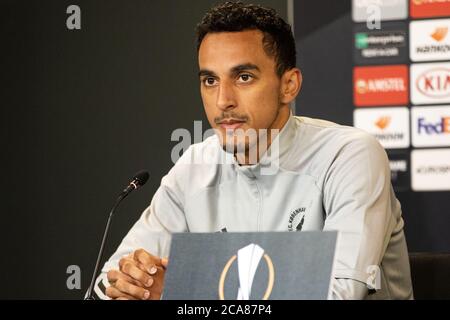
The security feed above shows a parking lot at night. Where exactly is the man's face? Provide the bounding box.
[198,29,287,154]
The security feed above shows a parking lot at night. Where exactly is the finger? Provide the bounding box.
[119,256,135,270]
[161,257,169,269]
[116,297,129,300]
[119,257,151,279]
[107,269,143,287]
[110,265,165,300]
[147,265,166,300]
[120,261,154,288]
[114,278,151,300]
[133,249,163,272]
[105,285,136,300]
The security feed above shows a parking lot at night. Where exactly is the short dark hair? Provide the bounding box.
[196,1,296,77]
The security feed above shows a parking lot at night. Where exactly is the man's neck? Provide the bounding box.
[235,106,291,166]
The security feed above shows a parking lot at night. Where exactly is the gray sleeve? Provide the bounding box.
[330,278,368,300]
[322,132,397,297]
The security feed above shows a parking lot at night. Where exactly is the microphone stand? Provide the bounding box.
[84,170,148,300]
[84,193,126,300]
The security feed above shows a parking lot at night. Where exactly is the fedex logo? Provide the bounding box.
[417,117,450,134]
[412,106,450,147]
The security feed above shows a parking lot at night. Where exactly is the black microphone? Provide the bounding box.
[120,170,149,199]
[84,170,149,300]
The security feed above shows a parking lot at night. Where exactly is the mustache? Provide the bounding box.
[214,112,249,124]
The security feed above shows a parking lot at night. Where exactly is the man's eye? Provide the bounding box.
[203,77,217,86]
[237,74,253,83]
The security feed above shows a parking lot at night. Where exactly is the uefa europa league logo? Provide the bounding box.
[218,243,275,300]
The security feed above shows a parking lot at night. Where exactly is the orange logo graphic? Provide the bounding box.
[431,27,448,42]
[375,116,391,130]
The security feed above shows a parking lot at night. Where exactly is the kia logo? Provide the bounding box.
[416,68,450,98]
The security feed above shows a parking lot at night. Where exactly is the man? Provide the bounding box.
[94,1,413,300]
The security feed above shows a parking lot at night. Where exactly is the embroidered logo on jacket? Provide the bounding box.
[288,207,306,231]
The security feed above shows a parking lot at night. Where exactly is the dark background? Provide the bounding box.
[1,0,448,299]
[0,0,286,299]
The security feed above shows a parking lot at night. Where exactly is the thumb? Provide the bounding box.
[161,257,169,269]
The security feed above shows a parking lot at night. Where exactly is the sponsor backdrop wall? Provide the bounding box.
[295,0,450,252]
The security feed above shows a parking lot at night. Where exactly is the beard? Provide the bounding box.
[212,106,282,164]
[219,128,269,165]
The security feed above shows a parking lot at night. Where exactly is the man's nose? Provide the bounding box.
[216,81,237,111]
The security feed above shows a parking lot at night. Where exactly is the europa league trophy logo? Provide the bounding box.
[218,243,275,300]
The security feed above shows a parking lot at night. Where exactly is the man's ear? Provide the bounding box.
[280,68,302,105]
